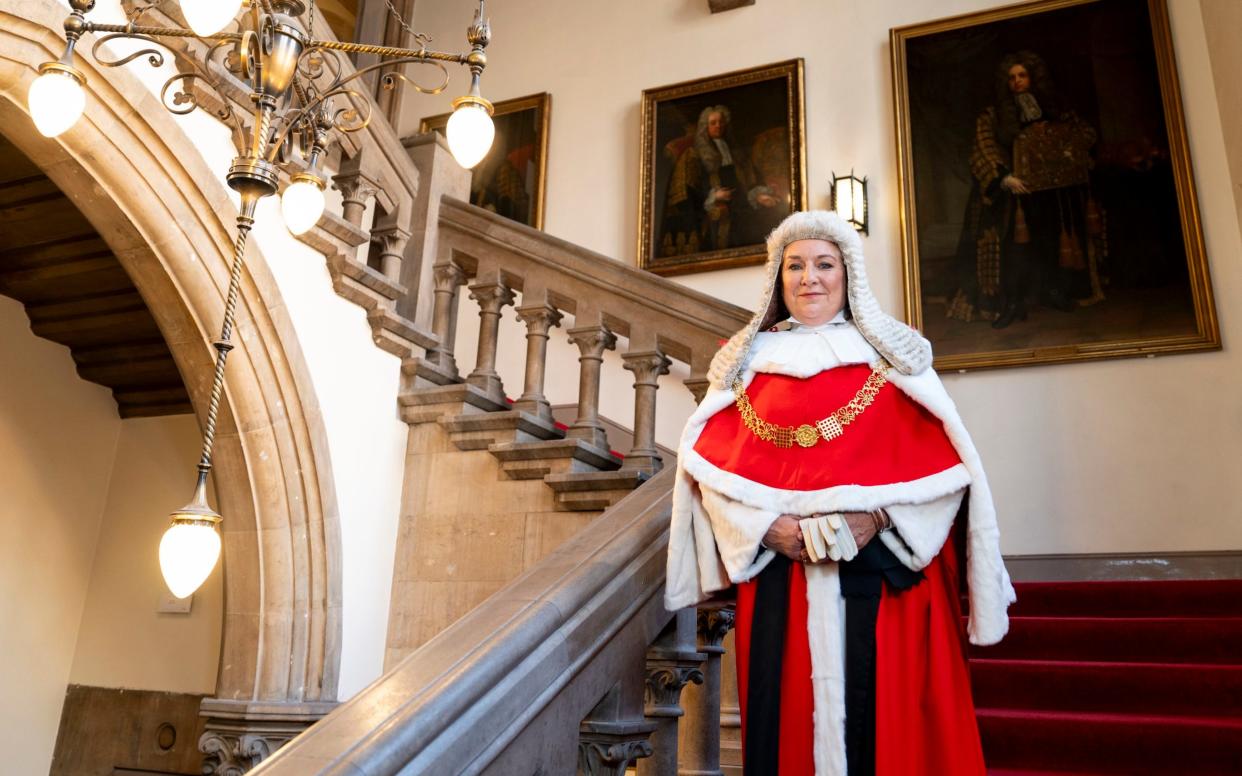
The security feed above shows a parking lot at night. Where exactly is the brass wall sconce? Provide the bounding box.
[831,170,868,235]
[29,0,497,598]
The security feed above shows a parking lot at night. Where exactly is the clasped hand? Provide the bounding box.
[762,512,879,563]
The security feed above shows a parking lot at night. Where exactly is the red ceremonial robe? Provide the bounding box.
[695,365,987,776]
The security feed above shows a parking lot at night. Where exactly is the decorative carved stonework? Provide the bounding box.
[621,350,672,388]
[684,376,711,404]
[331,170,381,226]
[432,261,467,293]
[516,302,563,337]
[697,606,736,653]
[644,663,705,718]
[199,731,275,776]
[371,223,412,282]
[197,699,336,776]
[577,737,654,776]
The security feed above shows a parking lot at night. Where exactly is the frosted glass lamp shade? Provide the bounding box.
[159,521,221,599]
[28,67,85,138]
[182,0,244,37]
[281,176,326,235]
[446,99,495,170]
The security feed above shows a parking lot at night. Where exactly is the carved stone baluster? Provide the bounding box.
[513,301,563,419]
[331,170,380,228]
[678,605,735,776]
[621,349,672,475]
[579,682,656,776]
[372,224,412,285]
[467,277,516,400]
[566,324,617,449]
[640,609,706,776]
[427,262,466,378]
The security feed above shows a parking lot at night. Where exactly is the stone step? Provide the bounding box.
[439,409,563,451]
[401,355,460,390]
[398,382,507,424]
[489,438,622,480]
[544,470,649,512]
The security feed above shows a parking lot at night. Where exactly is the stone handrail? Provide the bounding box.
[251,466,687,774]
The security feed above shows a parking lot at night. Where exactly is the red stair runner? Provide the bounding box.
[973,579,1242,775]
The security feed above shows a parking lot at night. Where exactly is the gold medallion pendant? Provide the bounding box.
[732,360,891,449]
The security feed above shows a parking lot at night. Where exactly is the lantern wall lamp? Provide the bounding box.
[830,170,868,235]
[28,0,496,598]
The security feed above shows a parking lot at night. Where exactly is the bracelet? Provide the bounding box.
[868,509,891,534]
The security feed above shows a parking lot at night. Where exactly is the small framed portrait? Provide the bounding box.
[420,92,551,229]
[638,60,808,276]
[892,0,1220,370]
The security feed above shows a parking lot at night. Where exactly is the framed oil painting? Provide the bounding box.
[892,0,1219,370]
[420,92,551,229]
[638,60,807,276]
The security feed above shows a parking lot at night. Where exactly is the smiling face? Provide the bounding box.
[1008,64,1031,94]
[780,238,846,326]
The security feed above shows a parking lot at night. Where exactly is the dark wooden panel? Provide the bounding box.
[0,138,191,416]
[49,685,206,776]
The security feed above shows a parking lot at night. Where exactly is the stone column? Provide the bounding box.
[566,324,617,449]
[513,302,563,419]
[677,605,735,776]
[330,169,380,228]
[621,349,672,475]
[372,223,412,285]
[640,609,706,776]
[427,262,466,378]
[467,278,516,400]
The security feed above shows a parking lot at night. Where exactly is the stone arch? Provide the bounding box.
[0,0,342,712]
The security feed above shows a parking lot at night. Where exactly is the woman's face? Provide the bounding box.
[781,239,846,326]
[1008,64,1031,94]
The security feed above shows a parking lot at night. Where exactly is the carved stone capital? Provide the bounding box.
[432,262,467,293]
[567,324,618,360]
[199,731,273,776]
[197,699,335,775]
[697,606,736,653]
[468,281,516,315]
[515,303,563,337]
[330,170,380,206]
[622,350,672,387]
[371,224,412,258]
[644,662,705,718]
[684,376,711,405]
[577,737,654,776]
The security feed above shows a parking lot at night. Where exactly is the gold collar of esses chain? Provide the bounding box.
[731,361,891,449]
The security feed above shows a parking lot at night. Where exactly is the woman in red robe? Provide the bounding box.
[665,210,1015,776]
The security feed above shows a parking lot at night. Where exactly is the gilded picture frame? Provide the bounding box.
[420,92,551,230]
[891,0,1220,371]
[638,60,807,277]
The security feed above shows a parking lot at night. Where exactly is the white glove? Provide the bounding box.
[799,513,858,563]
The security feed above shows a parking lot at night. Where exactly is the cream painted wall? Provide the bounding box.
[406,0,1242,556]
[0,296,120,776]
[81,0,411,700]
[68,414,223,695]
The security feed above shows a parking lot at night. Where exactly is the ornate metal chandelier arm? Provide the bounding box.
[304,38,470,64]
[82,22,244,42]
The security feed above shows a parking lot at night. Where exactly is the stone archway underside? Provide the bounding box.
[0,0,344,755]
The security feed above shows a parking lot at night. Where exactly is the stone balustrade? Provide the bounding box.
[415,196,750,478]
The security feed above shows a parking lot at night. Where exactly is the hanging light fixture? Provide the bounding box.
[31,0,495,597]
[181,0,245,37]
[831,169,869,235]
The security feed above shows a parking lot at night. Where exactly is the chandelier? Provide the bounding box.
[28,0,495,598]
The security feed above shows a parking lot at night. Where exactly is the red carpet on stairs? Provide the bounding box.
[971,579,1242,776]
